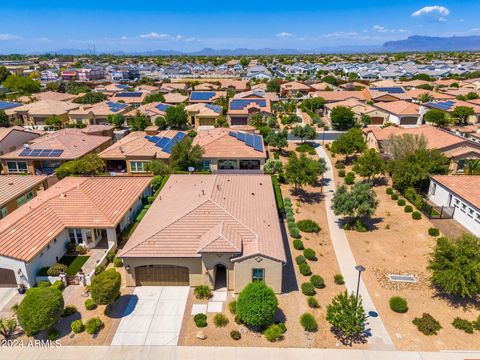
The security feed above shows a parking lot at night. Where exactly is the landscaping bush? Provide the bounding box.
[297,219,320,233]
[62,305,77,317]
[263,323,285,342]
[344,172,355,185]
[452,317,474,334]
[405,187,425,209]
[230,330,241,340]
[194,313,207,328]
[310,275,325,289]
[389,296,408,313]
[52,280,64,291]
[301,282,316,296]
[296,143,316,155]
[293,239,304,250]
[428,227,440,237]
[17,287,64,336]
[391,193,399,201]
[91,269,121,305]
[295,255,306,265]
[335,161,345,169]
[397,199,406,206]
[307,296,320,308]
[272,176,284,215]
[75,245,87,255]
[47,263,67,276]
[236,282,278,328]
[338,170,346,178]
[412,313,441,335]
[228,300,236,315]
[38,281,51,287]
[412,211,422,220]
[334,274,345,285]
[300,313,318,332]
[194,285,213,299]
[299,263,312,276]
[213,313,229,328]
[113,257,123,267]
[47,328,60,341]
[404,205,413,213]
[386,188,393,195]
[94,265,105,275]
[303,248,316,261]
[71,320,84,334]
[289,226,301,239]
[84,299,97,310]
[85,317,103,335]
[106,251,116,262]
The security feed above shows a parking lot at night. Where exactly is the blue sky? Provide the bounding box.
[1,1,479,53]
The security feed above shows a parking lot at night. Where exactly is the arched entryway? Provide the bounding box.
[214,264,227,290]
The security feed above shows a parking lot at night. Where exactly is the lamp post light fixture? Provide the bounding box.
[355,265,366,301]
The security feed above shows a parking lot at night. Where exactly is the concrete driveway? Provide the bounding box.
[0,288,16,312]
[112,286,189,346]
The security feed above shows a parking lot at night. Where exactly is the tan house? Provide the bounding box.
[68,101,130,126]
[406,89,454,102]
[10,100,81,129]
[0,126,43,157]
[163,92,188,104]
[119,174,286,293]
[194,82,220,91]
[185,103,223,127]
[124,102,171,124]
[324,99,389,125]
[160,82,188,93]
[372,100,422,126]
[422,99,480,124]
[362,87,411,102]
[192,128,267,172]
[95,83,131,95]
[189,91,226,104]
[219,79,249,92]
[0,128,112,175]
[308,90,366,103]
[99,129,185,174]
[280,81,312,97]
[0,175,48,219]
[228,95,272,126]
[17,91,78,104]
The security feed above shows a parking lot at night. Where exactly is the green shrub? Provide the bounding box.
[194,313,208,327]
[263,323,285,342]
[91,269,121,305]
[113,257,123,267]
[338,170,346,178]
[62,305,77,317]
[293,239,304,250]
[335,161,345,169]
[194,285,212,299]
[386,188,393,195]
[428,227,440,237]
[300,313,318,332]
[271,176,284,214]
[405,187,425,209]
[47,263,67,276]
[303,248,316,261]
[412,211,422,220]
[213,313,229,328]
[412,313,441,335]
[47,328,60,341]
[299,263,311,276]
[397,199,406,206]
[228,300,236,315]
[452,317,474,334]
[236,282,278,327]
[334,274,345,285]
[389,296,408,313]
[301,282,316,296]
[52,280,64,291]
[310,275,325,289]
[17,287,64,336]
[297,219,321,233]
[38,281,51,288]
[289,226,301,238]
[295,255,306,265]
[344,172,355,185]
[71,320,84,334]
[147,195,155,204]
[84,299,97,310]
[94,265,105,275]
[106,251,116,262]
[230,330,241,340]
[391,193,399,201]
[307,296,319,308]
[404,205,413,213]
[85,317,103,335]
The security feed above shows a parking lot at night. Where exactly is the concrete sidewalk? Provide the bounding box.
[2,345,480,360]
[315,145,395,350]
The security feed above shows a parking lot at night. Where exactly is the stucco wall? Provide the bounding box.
[234,256,283,293]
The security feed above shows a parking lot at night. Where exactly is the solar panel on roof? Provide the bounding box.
[205,104,222,113]
[237,132,246,142]
[107,101,128,112]
[245,134,254,147]
[148,135,161,143]
[18,148,63,157]
[19,149,32,156]
[230,99,266,110]
[155,103,171,112]
[228,131,238,138]
[0,101,21,111]
[190,92,215,101]
[116,84,129,89]
[155,137,170,148]
[162,133,186,153]
[50,150,64,157]
[374,87,405,94]
[428,101,455,111]
[116,92,143,98]
[144,135,152,140]
[253,135,264,152]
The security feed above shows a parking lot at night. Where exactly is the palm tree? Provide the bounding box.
[464,159,480,175]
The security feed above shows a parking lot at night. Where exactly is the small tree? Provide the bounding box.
[45,115,63,129]
[331,182,378,223]
[265,130,288,154]
[17,287,64,336]
[129,112,150,131]
[284,152,321,191]
[428,234,480,299]
[142,93,165,104]
[0,110,9,127]
[352,149,385,181]
[383,133,428,161]
[418,93,433,104]
[90,269,121,305]
[236,281,278,329]
[165,104,188,129]
[107,113,125,128]
[55,154,105,179]
[424,109,449,127]
[451,106,474,124]
[330,106,356,131]
[73,92,107,104]
[292,124,316,143]
[170,137,204,171]
[326,291,366,344]
[263,159,283,175]
[146,159,171,176]
[331,128,366,163]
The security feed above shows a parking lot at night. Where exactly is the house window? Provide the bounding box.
[457,159,466,173]
[0,207,8,219]
[7,161,28,173]
[252,268,265,282]
[16,191,34,207]
[68,228,83,244]
[476,213,480,224]
[130,161,147,173]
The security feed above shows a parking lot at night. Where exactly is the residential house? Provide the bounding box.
[194,82,220,91]
[18,91,77,104]
[422,100,480,124]
[363,87,411,102]
[68,101,130,126]
[0,126,43,157]
[280,81,312,97]
[110,91,148,106]
[189,91,226,104]
[76,67,104,81]
[0,176,152,287]
[0,175,48,219]
[324,99,389,125]
[185,103,223,127]
[119,174,286,293]
[95,83,130,95]
[372,100,422,126]
[10,100,81,129]
[163,92,189,104]
[160,82,188,93]
[228,95,272,126]
[308,90,366,103]
[219,79,249,92]
[125,102,171,124]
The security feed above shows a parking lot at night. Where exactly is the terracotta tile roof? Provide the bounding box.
[163,92,188,104]
[119,174,286,263]
[432,175,480,209]
[124,102,170,118]
[406,89,454,100]
[160,83,188,92]
[0,175,47,207]
[18,91,77,103]
[370,80,397,88]
[136,85,159,93]
[13,100,80,116]
[99,130,182,160]
[195,82,220,91]
[373,100,420,116]
[425,99,480,114]
[309,91,366,102]
[219,79,248,91]
[0,176,152,261]
[365,88,411,101]
[0,128,111,161]
[192,128,266,159]
[228,97,272,116]
[68,101,130,117]
[110,91,148,104]
[280,81,311,92]
[189,91,226,103]
[234,90,278,102]
[310,82,332,91]
[184,103,222,117]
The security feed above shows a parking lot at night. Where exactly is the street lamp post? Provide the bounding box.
[355,265,366,301]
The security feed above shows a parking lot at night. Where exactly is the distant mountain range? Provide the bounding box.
[25,35,480,56]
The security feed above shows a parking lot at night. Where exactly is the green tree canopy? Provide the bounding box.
[107,113,125,128]
[265,129,288,152]
[300,97,326,113]
[236,281,278,328]
[383,133,428,161]
[330,106,356,131]
[322,75,338,86]
[91,269,121,305]
[0,66,10,83]
[451,106,474,124]
[424,109,450,127]
[464,159,480,175]
[284,152,322,190]
[145,159,171,176]
[266,79,281,93]
[73,92,107,104]
[292,124,316,143]
[165,104,188,129]
[55,154,105,179]
[45,115,63,129]
[2,74,41,94]
[170,137,204,170]
[0,110,9,127]
[142,93,166,104]
[352,149,385,180]
[129,112,151,131]
[331,128,366,161]
[332,181,378,220]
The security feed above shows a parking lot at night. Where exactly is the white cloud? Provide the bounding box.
[372,26,409,34]
[0,34,21,41]
[412,6,450,18]
[373,25,387,33]
[276,32,293,38]
[139,32,195,42]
